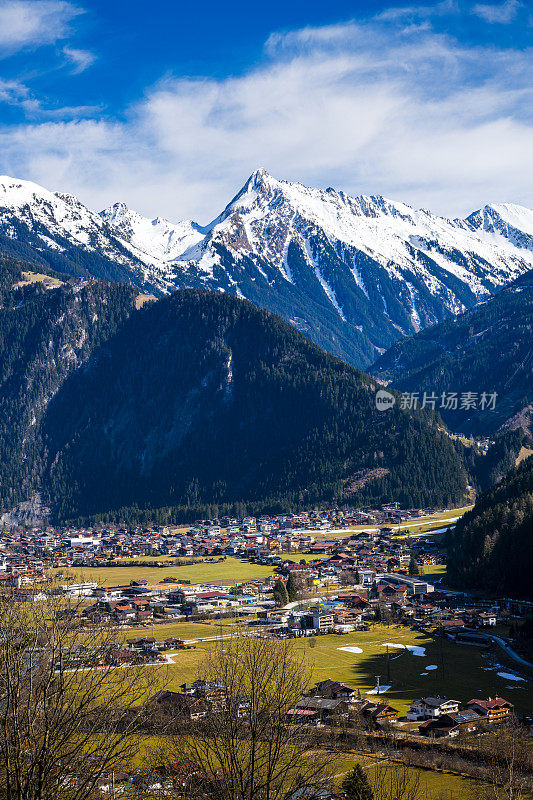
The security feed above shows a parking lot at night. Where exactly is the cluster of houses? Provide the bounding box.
[0,503,445,578]
[1,516,524,641]
[291,680,514,738]
[409,696,515,737]
[145,675,514,740]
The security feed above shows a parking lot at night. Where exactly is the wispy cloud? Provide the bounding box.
[376,0,460,22]
[0,77,40,113]
[0,76,99,117]
[472,0,522,24]
[0,0,82,53]
[0,3,531,221]
[62,45,95,73]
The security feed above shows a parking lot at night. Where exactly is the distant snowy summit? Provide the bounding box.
[1,170,532,367]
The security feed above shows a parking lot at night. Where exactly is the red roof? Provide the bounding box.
[468,698,513,710]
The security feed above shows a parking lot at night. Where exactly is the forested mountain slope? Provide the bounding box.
[447,456,533,598]
[0,254,138,510]
[40,290,467,522]
[371,273,533,434]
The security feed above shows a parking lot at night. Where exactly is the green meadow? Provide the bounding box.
[145,623,532,716]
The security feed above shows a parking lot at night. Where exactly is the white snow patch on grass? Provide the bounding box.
[338,646,363,654]
[366,684,391,695]
[382,642,426,656]
[497,672,526,681]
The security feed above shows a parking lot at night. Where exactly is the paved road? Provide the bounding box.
[462,628,533,670]
[489,634,533,669]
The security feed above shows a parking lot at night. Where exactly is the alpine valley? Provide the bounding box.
[1,170,533,369]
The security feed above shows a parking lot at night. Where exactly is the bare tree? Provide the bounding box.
[0,582,157,800]
[370,761,421,800]
[159,635,337,800]
[473,718,533,800]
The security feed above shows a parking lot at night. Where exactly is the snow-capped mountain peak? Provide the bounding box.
[465,202,533,248]
[1,169,533,368]
[99,202,204,264]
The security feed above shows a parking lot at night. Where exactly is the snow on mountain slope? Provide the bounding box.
[100,202,205,265]
[465,202,533,248]
[0,176,176,293]
[165,169,533,364]
[1,170,533,368]
[181,169,533,293]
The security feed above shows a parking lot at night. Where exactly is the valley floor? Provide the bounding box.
[134,623,533,717]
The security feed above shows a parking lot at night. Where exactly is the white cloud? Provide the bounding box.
[0,0,82,52]
[472,0,522,24]
[0,7,531,222]
[0,77,40,113]
[62,45,95,73]
[0,75,99,118]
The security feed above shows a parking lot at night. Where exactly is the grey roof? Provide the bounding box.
[296,697,345,711]
[422,696,458,707]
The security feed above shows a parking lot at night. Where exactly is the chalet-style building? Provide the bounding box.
[467,698,513,724]
[407,696,460,721]
[359,701,399,725]
[309,680,356,700]
[418,709,483,738]
[291,697,349,724]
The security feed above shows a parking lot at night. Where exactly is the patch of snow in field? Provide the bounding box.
[425,665,438,670]
[407,645,426,656]
[420,672,429,676]
[338,646,363,654]
[366,684,391,695]
[382,643,426,656]
[497,672,525,681]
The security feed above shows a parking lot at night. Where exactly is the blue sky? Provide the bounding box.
[0,0,531,221]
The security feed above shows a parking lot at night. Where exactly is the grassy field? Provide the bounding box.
[56,553,327,588]
[310,506,472,540]
[333,752,487,799]
[419,564,447,578]
[127,739,486,799]
[143,623,533,716]
[57,557,280,587]
[13,270,65,289]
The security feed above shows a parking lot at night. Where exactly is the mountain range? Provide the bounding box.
[0,254,467,524]
[1,170,533,368]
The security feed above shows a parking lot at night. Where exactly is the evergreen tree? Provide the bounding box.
[273,580,289,607]
[341,765,373,800]
[286,573,298,602]
[408,554,420,576]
